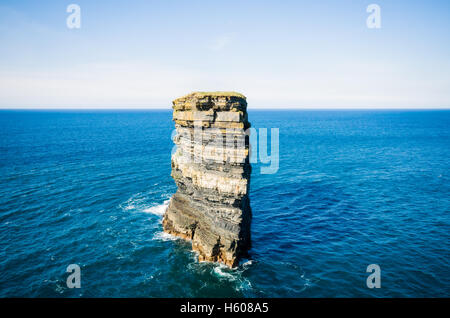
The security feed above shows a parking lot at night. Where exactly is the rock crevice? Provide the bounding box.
[163,92,251,267]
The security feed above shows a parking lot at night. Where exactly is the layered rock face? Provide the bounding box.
[162,92,251,267]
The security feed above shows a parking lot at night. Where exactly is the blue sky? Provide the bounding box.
[0,0,449,108]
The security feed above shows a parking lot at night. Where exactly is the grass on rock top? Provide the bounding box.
[174,91,246,102]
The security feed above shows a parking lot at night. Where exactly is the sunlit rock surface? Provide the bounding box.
[163,92,252,267]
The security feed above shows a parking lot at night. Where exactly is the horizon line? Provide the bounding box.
[1,107,450,111]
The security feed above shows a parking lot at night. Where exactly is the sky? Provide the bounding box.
[0,0,449,109]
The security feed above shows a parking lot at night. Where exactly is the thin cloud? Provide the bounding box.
[208,34,233,51]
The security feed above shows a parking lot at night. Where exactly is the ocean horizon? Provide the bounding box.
[0,109,448,297]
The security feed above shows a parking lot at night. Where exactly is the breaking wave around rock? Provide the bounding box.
[153,230,179,241]
[120,192,170,216]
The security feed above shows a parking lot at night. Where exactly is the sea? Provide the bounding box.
[0,109,448,297]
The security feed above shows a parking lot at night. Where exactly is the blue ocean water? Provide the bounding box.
[0,110,449,297]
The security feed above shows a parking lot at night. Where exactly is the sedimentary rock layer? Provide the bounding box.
[163,92,251,267]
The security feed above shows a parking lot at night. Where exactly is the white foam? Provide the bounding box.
[235,278,253,292]
[143,200,170,216]
[240,259,253,267]
[212,263,254,292]
[213,264,237,281]
[153,231,179,241]
[120,192,170,216]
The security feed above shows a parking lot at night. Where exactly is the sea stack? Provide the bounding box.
[162,92,252,268]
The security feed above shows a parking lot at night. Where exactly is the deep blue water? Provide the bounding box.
[0,110,449,297]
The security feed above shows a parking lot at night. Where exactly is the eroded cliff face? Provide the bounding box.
[162,92,251,267]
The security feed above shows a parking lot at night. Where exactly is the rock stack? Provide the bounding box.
[162,92,252,267]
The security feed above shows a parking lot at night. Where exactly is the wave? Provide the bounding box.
[120,192,170,216]
[240,258,254,267]
[213,264,237,281]
[143,200,170,216]
[212,263,253,292]
[152,231,179,241]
